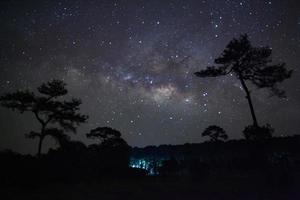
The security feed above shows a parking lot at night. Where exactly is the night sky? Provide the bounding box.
[0,0,299,154]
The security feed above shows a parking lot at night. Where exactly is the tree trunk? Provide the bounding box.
[37,125,46,157]
[37,136,44,157]
[239,77,259,127]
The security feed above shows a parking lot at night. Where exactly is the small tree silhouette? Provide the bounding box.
[0,80,88,157]
[87,127,131,172]
[202,125,228,142]
[195,34,292,128]
[86,127,126,147]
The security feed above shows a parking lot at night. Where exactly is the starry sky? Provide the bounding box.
[0,0,299,154]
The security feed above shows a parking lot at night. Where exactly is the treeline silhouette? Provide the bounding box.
[130,135,300,194]
[0,134,133,185]
[1,135,299,187]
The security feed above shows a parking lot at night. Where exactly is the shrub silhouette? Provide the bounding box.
[0,80,88,157]
[87,127,121,144]
[243,123,274,140]
[195,34,292,130]
[202,125,228,142]
[86,127,131,174]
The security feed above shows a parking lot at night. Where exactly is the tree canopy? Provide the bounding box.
[195,34,292,130]
[0,79,88,156]
[202,125,228,142]
[195,34,292,98]
[86,127,128,148]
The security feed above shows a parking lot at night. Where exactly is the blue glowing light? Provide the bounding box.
[129,158,163,175]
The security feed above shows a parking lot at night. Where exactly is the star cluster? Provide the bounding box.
[0,0,299,154]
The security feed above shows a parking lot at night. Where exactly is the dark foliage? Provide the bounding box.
[86,126,129,148]
[195,34,292,128]
[131,135,300,185]
[158,157,179,176]
[202,125,228,142]
[0,80,88,156]
[0,130,132,185]
[86,127,132,177]
[243,123,274,140]
[87,127,121,144]
[0,135,299,198]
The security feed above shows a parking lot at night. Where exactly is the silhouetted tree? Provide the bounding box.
[86,127,131,172]
[86,127,125,147]
[86,127,120,140]
[0,80,88,157]
[202,125,228,142]
[195,34,292,128]
[86,127,121,143]
[243,123,274,140]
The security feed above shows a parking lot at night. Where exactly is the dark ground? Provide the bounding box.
[2,174,299,200]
